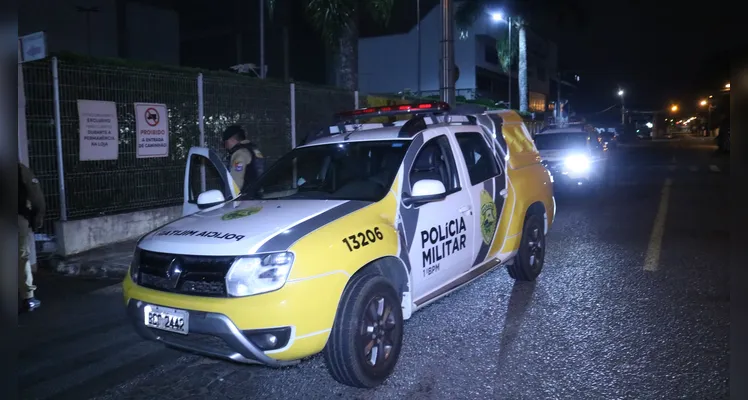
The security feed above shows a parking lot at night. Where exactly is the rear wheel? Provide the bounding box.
[323,273,404,388]
[507,214,546,281]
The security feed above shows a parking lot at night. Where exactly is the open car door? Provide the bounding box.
[183,147,240,216]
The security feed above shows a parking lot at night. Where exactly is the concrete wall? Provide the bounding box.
[358,5,477,95]
[55,206,181,256]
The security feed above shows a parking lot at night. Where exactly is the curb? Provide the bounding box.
[41,256,130,280]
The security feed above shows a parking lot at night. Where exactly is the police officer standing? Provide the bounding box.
[18,161,45,312]
[222,125,266,193]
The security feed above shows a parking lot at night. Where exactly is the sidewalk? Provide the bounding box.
[41,239,137,279]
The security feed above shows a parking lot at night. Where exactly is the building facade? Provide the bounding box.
[358,4,557,112]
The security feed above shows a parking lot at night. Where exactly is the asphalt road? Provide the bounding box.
[18,136,730,400]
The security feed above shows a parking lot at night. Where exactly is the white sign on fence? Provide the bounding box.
[77,100,119,161]
[134,102,169,158]
[19,31,47,63]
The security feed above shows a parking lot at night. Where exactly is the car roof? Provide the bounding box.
[535,127,591,135]
[301,125,411,147]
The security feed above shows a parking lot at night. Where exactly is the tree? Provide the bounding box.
[267,0,395,91]
[455,0,585,112]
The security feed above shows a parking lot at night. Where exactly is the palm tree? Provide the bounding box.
[455,0,585,113]
[267,0,395,91]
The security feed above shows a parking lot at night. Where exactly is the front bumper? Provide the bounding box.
[127,298,299,367]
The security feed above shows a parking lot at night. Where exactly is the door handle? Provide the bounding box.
[459,205,472,214]
[499,189,508,198]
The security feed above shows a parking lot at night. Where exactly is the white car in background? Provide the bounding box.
[534,124,608,187]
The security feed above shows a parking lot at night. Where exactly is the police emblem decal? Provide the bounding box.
[221,206,263,221]
[233,161,243,172]
[479,189,498,245]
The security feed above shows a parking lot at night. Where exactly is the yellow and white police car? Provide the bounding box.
[123,102,555,388]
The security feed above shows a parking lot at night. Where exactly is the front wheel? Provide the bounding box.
[323,273,404,388]
[507,214,546,281]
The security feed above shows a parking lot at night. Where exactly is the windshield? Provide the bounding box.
[534,132,589,150]
[241,140,411,202]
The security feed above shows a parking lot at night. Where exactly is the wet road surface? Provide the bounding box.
[18,137,729,400]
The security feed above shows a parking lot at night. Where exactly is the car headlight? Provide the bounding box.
[226,252,294,297]
[564,154,590,172]
[129,248,141,281]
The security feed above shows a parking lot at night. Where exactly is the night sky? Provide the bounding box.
[560,0,729,114]
[175,0,729,117]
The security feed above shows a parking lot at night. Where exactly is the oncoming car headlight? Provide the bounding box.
[564,154,591,172]
[226,252,295,297]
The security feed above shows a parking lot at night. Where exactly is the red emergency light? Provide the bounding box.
[334,101,451,120]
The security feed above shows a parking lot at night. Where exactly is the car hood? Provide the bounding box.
[138,199,363,256]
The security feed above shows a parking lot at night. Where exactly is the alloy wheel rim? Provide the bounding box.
[359,295,397,367]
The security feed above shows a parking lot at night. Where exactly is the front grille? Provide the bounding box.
[137,250,236,297]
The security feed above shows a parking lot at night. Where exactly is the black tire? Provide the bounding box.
[507,214,546,281]
[323,273,404,388]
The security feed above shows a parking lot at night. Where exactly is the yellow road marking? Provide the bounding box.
[644,178,673,272]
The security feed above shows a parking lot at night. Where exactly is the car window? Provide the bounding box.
[454,132,501,185]
[534,132,589,150]
[409,135,460,193]
[240,140,410,202]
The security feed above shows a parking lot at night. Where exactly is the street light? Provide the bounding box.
[725,83,730,90]
[671,104,679,112]
[617,89,625,124]
[491,12,504,22]
[700,99,708,106]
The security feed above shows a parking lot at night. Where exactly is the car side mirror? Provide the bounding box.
[403,179,447,206]
[197,189,226,209]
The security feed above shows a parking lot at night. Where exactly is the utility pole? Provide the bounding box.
[417,0,421,97]
[259,0,265,78]
[507,16,512,109]
[439,0,455,107]
[556,71,562,122]
[76,6,99,56]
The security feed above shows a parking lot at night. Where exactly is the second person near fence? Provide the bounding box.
[222,125,266,193]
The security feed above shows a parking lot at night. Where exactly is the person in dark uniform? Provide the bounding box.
[222,125,266,193]
[18,162,45,312]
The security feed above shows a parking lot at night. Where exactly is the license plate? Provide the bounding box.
[143,304,189,335]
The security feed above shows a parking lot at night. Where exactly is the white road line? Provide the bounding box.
[643,178,673,272]
[709,165,721,173]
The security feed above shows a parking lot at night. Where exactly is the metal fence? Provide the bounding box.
[22,55,354,235]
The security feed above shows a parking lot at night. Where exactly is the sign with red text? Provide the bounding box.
[134,102,169,158]
[77,100,119,161]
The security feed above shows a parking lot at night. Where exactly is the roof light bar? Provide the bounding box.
[335,101,451,120]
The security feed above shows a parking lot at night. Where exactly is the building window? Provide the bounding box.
[485,45,498,65]
[529,92,546,112]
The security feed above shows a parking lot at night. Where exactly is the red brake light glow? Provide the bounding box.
[335,102,449,119]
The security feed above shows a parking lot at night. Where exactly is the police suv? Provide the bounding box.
[124,102,556,388]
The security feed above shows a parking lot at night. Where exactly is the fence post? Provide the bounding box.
[18,49,29,166]
[197,73,206,192]
[52,57,68,221]
[290,82,296,148]
[354,90,359,109]
[290,82,297,187]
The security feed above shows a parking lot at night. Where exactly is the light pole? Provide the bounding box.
[699,99,714,136]
[617,89,625,125]
[76,6,99,56]
[417,0,421,97]
[439,0,455,107]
